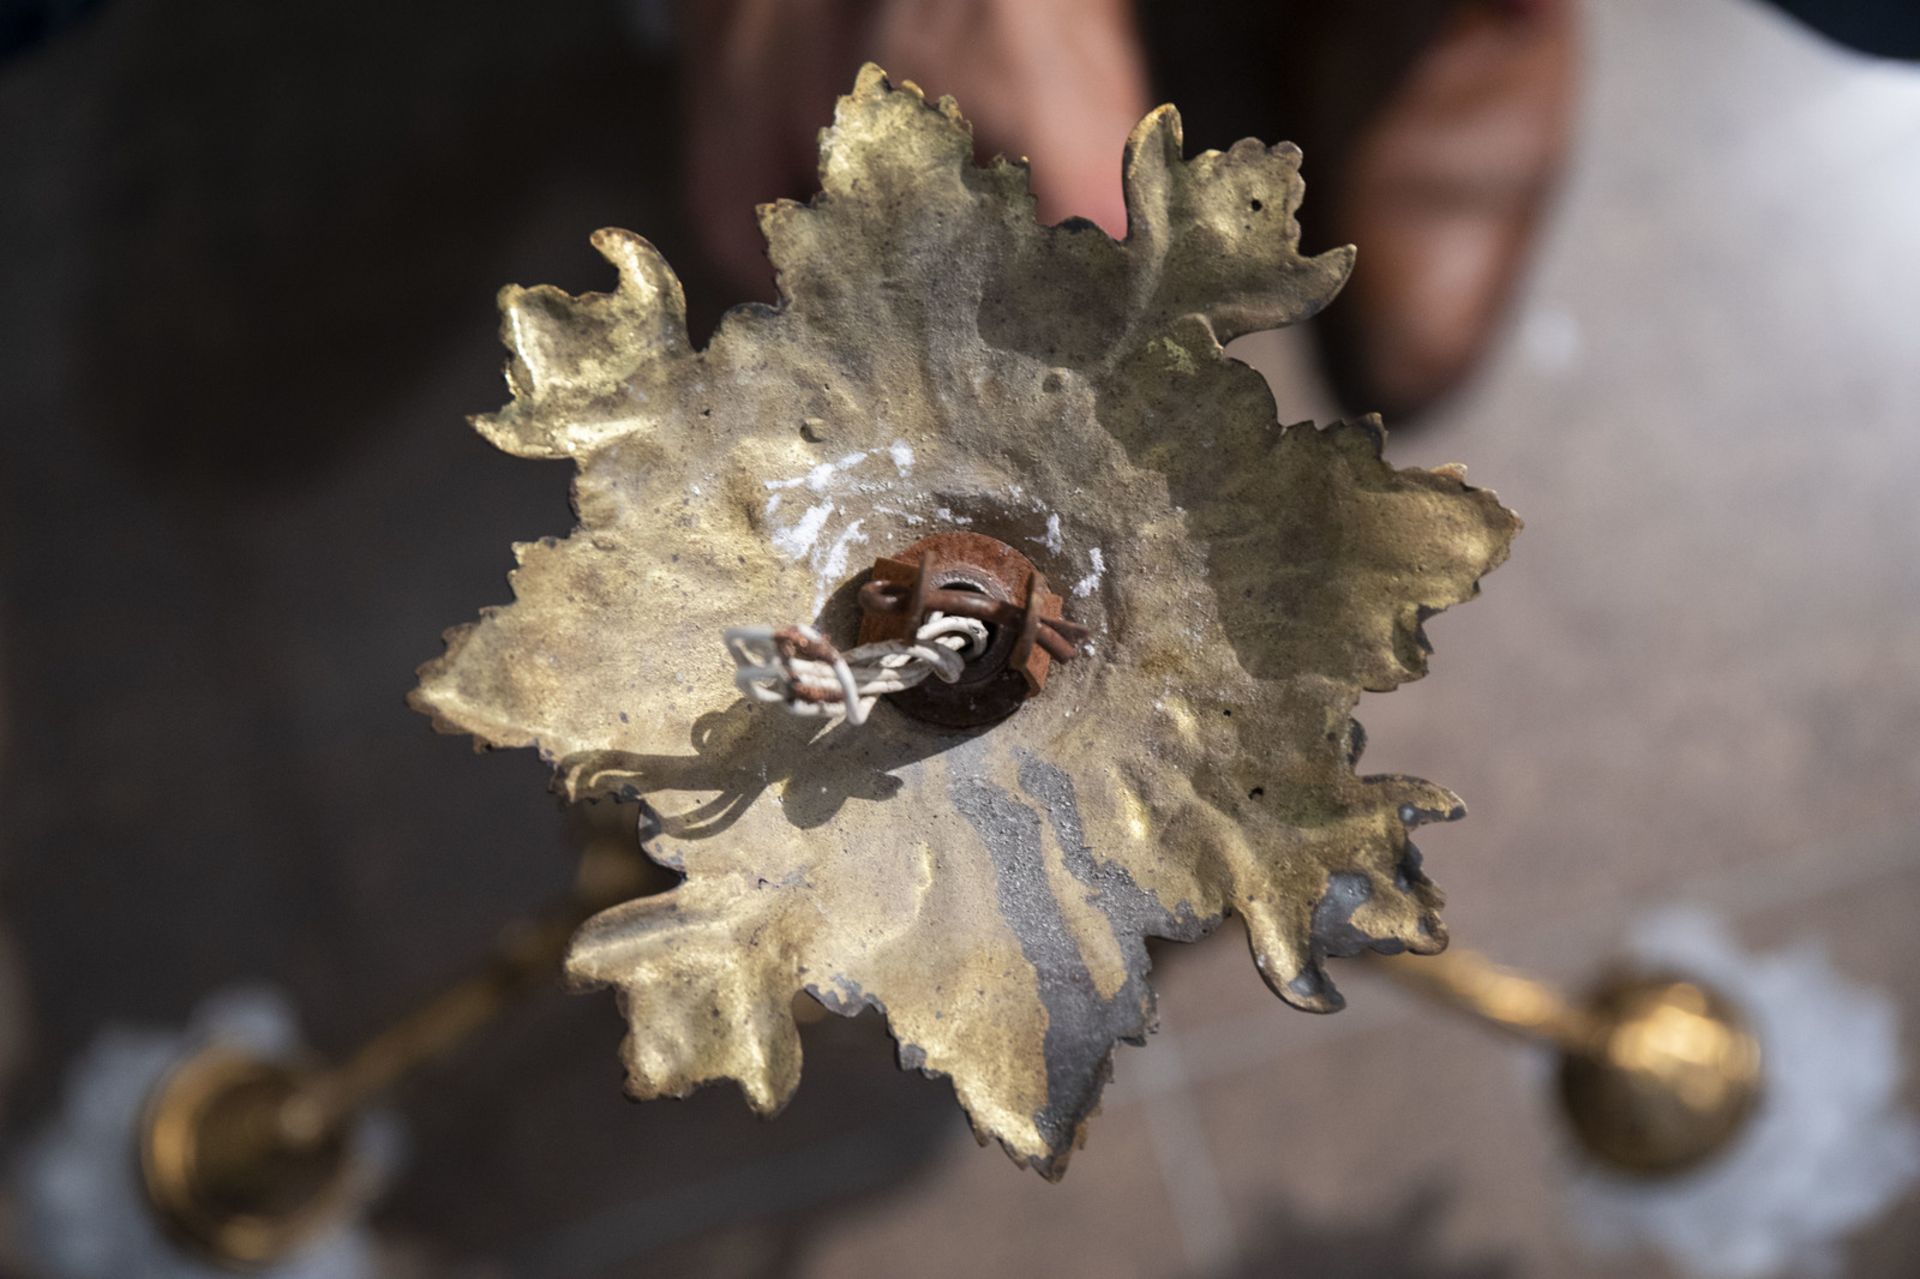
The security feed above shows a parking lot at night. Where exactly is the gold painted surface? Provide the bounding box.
[411,65,1519,1176]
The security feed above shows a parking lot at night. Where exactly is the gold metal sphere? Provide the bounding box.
[140,1047,360,1267]
[1556,974,1764,1177]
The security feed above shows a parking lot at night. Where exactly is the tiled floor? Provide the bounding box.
[4,0,1919,1275]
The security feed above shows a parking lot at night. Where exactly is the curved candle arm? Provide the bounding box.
[1372,945,1765,1177]
[138,836,654,1267]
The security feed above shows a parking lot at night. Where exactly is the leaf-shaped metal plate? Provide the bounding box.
[412,65,1519,1176]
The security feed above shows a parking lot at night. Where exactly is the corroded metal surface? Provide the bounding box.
[858,531,1078,724]
[411,65,1519,1176]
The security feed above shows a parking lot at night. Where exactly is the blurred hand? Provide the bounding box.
[677,0,1150,297]
[1325,0,1577,417]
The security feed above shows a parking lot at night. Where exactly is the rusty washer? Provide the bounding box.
[857,531,1088,727]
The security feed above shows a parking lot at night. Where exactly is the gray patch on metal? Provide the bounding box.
[1310,871,1379,959]
[1281,870,1395,1009]
[804,976,886,1018]
[951,752,1220,1172]
[1014,751,1218,949]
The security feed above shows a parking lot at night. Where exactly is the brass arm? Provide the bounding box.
[1371,948,1599,1053]
[140,837,651,1268]
[1373,945,1765,1177]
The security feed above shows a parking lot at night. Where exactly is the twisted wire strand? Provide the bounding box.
[724,613,990,726]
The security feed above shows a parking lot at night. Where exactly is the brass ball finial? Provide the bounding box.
[136,821,659,1268]
[1557,974,1764,1176]
[140,1048,363,1266]
[1376,948,1766,1178]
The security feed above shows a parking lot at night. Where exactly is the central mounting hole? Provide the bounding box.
[937,579,997,659]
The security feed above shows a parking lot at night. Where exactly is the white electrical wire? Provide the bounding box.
[724,613,990,726]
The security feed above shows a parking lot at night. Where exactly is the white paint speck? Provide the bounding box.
[814,519,869,612]
[765,450,871,493]
[772,502,834,557]
[1032,513,1064,554]
[1072,547,1106,598]
[888,439,915,475]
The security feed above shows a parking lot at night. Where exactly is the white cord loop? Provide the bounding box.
[724,613,990,726]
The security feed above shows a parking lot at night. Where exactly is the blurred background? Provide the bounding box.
[2,0,1918,1274]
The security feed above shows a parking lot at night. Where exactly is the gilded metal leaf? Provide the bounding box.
[412,65,1519,1177]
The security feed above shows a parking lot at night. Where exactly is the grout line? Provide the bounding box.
[1133,1016,1241,1275]
[1674,824,1920,926]
[512,1125,936,1276]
